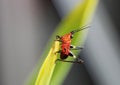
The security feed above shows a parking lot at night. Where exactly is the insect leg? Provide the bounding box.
[55,35,61,42]
[76,57,84,64]
[69,51,77,59]
[55,52,84,64]
[56,59,76,63]
[70,45,83,50]
[54,50,61,54]
[56,35,61,39]
[69,51,84,64]
[55,59,83,64]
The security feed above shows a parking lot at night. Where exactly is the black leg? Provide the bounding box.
[69,51,84,64]
[56,59,76,63]
[56,35,61,40]
[76,57,84,64]
[70,45,83,50]
[69,51,77,59]
[56,35,61,39]
[54,50,61,54]
[54,35,61,42]
[55,59,84,64]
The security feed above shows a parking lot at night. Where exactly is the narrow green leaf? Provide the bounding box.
[35,41,60,85]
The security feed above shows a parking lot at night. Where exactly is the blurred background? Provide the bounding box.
[0,0,120,85]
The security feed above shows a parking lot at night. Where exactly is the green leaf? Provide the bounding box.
[35,41,60,85]
[26,0,98,85]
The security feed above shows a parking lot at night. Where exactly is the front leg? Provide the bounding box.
[55,35,61,42]
[70,45,83,50]
[54,50,61,55]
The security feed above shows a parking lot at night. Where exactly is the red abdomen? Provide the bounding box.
[61,43,70,55]
[60,44,70,59]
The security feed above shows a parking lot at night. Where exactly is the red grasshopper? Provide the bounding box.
[55,25,90,64]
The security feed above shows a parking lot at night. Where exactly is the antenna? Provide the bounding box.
[71,25,90,34]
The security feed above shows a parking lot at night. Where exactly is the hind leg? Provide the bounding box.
[69,51,84,64]
[70,45,83,50]
[55,59,79,63]
[69,51,76,59]
[54,50,61,55]
[56,58,84,64]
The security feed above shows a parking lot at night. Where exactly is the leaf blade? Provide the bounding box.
[35,41,60,85]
